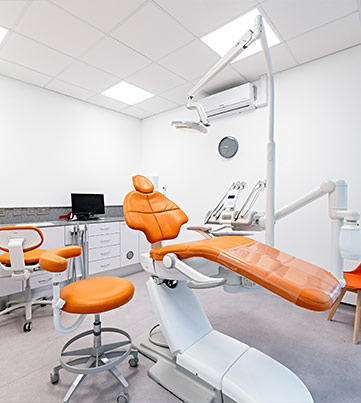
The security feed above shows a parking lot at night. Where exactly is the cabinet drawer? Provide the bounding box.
[89,245,120,262]
[30,271,53,289]
[89,256,121,275]
[0,265,22,296]
[88,222,119,236]
[88,233,120,249]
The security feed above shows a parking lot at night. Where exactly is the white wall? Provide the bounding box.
[140,44,361,270]
[1,75,141,207]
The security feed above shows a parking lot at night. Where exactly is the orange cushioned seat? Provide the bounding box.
[151,236,340,311]
[60,277,134,314]
[0,249,47,265]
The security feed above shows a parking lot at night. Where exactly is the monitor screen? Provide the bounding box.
[71,193,105,216]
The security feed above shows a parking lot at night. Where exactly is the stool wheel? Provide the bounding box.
[50,372,59,384]
[40,297,48,307]
[129,357,139,368]
[23,322,32,332]
[117,392,129,403]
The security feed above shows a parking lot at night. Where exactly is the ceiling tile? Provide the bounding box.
[287,13,361,65]
[200,66,247,94]
[161,82,195,104]
[50,0,145,32]
[261,0,358,40]
[45,79,95,100]
[153,0,258,36]
[81,36,151,78]
[0,32,73,76]
[232,42,297,81]
[111,2,194,60]
[88,94,129,112]
[126,63,186,94]
[121,106,152,119]
[158,40,220,81]
[57,60,120,92]
[0,58,51,87]
[0,0,27,29]
[135,96,177,113]
[15,1,103,57]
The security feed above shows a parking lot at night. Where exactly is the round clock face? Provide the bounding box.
[218,136,239,159]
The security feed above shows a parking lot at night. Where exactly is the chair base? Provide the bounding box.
[0,279,52,332]
[51,314,138,403]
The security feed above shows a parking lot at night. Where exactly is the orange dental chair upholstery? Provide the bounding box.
[123,175,341,403]
[39,247,138,403]
[0,226,51,332]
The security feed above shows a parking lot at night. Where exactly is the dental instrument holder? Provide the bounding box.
[178,14,276,246]
[205,179,266,231]
[68,224,87,283]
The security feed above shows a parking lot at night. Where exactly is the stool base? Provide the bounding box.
[50,314,138,403]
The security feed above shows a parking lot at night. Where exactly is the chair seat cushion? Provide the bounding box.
[0,249,47,265]
[150,236,341,311]
[60,277,134,314]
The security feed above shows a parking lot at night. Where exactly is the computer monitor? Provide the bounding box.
[71,193,105,220]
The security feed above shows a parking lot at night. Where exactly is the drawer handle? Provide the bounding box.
[38,278,52,284]
[100,227,110,231]
[100,263,111,268]
[100,239,110,243]
[100,251,110,256]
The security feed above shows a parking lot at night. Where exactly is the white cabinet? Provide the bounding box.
[88,222,121,275]
[0,267,22,297]
[120,222,139,267]
[31,226,65,289]
[139,232,151,256]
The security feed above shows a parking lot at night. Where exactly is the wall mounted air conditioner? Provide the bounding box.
[198,76,267,120]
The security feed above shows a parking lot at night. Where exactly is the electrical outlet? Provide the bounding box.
[37,207,50,215]
[13,208,22,216]
[0,208,5,217]
[27,208,35,216]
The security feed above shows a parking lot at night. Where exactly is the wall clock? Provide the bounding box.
[218,136,239,159]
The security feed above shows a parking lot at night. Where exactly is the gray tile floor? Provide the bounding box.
[0,270,360,403]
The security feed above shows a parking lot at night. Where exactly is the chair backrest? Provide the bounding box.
[123,175,188,244]
[0,226,44,252]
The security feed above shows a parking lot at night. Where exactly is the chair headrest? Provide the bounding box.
[133,175,154,193]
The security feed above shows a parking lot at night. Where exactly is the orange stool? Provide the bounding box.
[0,226,50,332]
[328,264,361,344]
[39,247,138,403]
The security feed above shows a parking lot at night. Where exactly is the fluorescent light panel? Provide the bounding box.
[102,81,154,105]
[201,8,280,62]
[0,26,9,44]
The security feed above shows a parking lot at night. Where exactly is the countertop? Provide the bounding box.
[4,216,125,227]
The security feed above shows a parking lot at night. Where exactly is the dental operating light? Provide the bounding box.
[172,14,276,246]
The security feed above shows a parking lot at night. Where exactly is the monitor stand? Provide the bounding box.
[75,214,101,221]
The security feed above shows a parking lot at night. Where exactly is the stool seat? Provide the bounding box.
[60,277,134,314]
[0,249,47,265]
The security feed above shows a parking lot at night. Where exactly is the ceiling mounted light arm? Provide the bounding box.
[173,15,276,247]
[182,16,263,128]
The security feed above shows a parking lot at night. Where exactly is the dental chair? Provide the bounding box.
[0,226,51,332]
[123,175,341,403]
[39,246,138,403]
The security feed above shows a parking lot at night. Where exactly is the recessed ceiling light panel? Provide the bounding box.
[0,26,9,45]
[102,81,154,105]
[201,8,280,62]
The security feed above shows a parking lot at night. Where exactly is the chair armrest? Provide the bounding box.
[39,246,81,273]
[187,226,213,239]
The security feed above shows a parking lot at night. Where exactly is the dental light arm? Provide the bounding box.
[175,15,276,246]
[185,22,261,127]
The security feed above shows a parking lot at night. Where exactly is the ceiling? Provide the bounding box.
[0,0,360,119]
